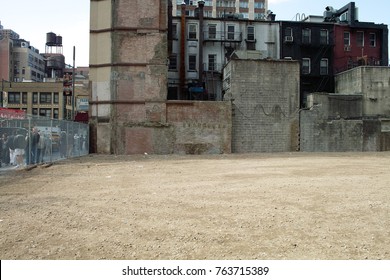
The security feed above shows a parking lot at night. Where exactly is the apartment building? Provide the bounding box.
[12,39,46,82]
[0,26,45,82]
[169,2,278,100]
[172,0,268,20]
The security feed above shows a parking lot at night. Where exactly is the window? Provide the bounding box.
[320,29,329,45]
[320,59,329,75]
[208,24,217,39]
[247,26,255,41]
[186,10,195,17]
[39,108,52,118]
[188,24,197,39]
[54,93,59,104]
[53,109,59,119]
[205,0,213,6]
[284,27,293,42]
[302,28,311,44]
[357,31,364,47]
[302,58,311,74]
[227,25,235,40]
[204,10,212,17]
[169,54,177,70]
[33,92,38,104]
[22,92,28,104]
[172,24,177,39]
[255,13,265,19]
[240,1,248,8]
[32,108,38,116]
[254,2,264,9]
[188,55,197,71]
[208,54,217,71]
[369,33,376,47]
[40,92,52,104]
[344,32,350,46]
[8,92,21,104]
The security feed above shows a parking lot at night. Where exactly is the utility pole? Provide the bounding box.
[72,46,76,120]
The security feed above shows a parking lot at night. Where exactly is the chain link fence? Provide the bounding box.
[1,111,89,171]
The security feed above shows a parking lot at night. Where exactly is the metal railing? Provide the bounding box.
[0,111,89,171]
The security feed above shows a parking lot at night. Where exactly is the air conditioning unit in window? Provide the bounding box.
[344,45,351,51]
[285,36,293,42]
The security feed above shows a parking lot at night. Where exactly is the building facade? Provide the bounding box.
[172,0,268,20]
[1,25,46,83]
[169,2,278,101]
[1,81,65,119]
[280,20,335,107]
[279,2,387,107]
[12,39,46,82]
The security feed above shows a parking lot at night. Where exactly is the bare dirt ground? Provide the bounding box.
[0,152,389,260]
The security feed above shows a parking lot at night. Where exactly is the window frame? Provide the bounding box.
[247,25,255,41]
[302,28,311,44]
[227,25,235,40]
[320,58,329,75]
[169,54,178,71]
[320,29,329,45]
[356,31,364,47]
[188,55,197,71]
[208,54,217,71]
[302,58,311,75]
[208,24,217,39]
[369,33,376,47]
[39,92,52,104]
[344,31,351,46]
[188,24,197,40]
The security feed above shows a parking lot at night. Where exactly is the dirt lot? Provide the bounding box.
[0,152,389,260]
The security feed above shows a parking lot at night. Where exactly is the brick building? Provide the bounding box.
[172,0,268,20]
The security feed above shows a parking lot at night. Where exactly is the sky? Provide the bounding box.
[1,0,90,67]
[0,1,388,67]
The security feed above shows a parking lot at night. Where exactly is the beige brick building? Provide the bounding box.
[172,0,268,20]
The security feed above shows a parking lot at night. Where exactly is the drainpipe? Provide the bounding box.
[198,1,205,89]
[180,2,186,99]
[168,0,173,56]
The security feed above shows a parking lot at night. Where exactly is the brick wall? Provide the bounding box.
[112,101,231,155]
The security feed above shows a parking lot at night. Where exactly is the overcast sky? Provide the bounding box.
[1,1,388,67]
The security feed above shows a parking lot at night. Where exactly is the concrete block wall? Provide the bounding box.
[335,66,390,117]
[301,92,390,152]
[224,59,300,153]
[300,107,364,152]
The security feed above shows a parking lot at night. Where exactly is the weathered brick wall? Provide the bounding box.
[113,101,232,155]
[167,101,232,154]
[90,0,232,155]
[224,59,300,153]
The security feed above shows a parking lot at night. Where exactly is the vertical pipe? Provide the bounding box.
[72,46,76,120]
[180,3,186,99]
[198,1,205,88]
[168,0,173,56]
